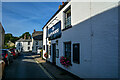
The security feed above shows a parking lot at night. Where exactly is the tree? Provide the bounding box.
[19,32,31,39]
[4,32,31,49]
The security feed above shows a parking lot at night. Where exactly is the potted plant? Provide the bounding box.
[44,52,48,58]
[60,56,71,67]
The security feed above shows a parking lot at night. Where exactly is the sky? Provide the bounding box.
[2,2,61,37]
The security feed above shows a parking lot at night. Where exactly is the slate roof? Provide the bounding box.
[33,35,43,40]
[16,38,32,42]
[32,31,43,37]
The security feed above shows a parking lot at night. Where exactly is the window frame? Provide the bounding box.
[28,47,30,50]
[36,41,38,45]
[62,6,72,31]
[43,45,45,50]
[73,43,80,64]
[28,41,30,45]
[64,41,71,62]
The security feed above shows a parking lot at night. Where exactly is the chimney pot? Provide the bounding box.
[34,29,36,32]
[24,34,26,39]
[59,5,62,9]
[62,2,64,5]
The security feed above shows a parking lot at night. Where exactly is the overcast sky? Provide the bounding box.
[2,2,61,37]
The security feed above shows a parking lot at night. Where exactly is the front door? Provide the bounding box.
[52,44,56,65]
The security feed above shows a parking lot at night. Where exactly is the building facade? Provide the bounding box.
[0,23,5,49]
[32,30,43,53]
[15,38,32,52]
[43,1,119,78]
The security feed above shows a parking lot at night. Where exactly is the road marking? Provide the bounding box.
[33,56,55,80]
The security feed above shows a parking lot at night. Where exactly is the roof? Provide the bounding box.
[32,31,43,37]
[42,2,68,29]
[33,35,43,40]
[0,22,5,32]
[16,38,32,42]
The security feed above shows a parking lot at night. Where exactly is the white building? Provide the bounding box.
[43,1,120,79]
[32,30,43,53]
[15,38,32,52]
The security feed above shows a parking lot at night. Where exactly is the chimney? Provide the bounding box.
[34,29,36,32]
[62,2,64,5]
[59,5,62,9]
[59,2,64,9]
[24,34,26,39]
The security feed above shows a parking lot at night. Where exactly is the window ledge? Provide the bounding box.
[62,25,72,31]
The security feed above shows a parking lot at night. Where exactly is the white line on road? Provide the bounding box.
[32,56,55,80]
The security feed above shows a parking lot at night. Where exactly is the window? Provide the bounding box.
[64,6,71,29]
[36,46,38,51]
[18,43,20,46]
[28,47,30,50]
[43,45,45,50]
[28,41,30,45]
[64,42,71,61]
[73,43,80,64]
[36,41,38,45]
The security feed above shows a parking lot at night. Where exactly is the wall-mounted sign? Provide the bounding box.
[48,21,61,40]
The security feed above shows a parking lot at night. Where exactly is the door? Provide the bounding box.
[52,44,56,65]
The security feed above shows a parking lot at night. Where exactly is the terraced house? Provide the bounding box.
[32,30,43,53]
[43,0,120,78]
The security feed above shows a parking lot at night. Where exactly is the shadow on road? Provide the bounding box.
[3,53,51,80]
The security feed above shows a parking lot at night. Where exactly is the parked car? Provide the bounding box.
[9,49,16,59]
[0,49,13,66]
[15,49,18,57]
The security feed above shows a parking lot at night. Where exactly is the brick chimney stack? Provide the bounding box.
[62,2,64,5]
[24,34,26,39]
[59,2,65,9]
[59,5,62,9]
[34,29,36,32]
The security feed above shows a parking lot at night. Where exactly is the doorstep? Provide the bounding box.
[32,55,83,80]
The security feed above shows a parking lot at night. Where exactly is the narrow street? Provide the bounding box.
[3,53,52,79]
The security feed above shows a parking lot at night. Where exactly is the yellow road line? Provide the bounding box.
[33,56,55,80]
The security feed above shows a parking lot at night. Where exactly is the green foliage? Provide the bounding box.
[19,32,31,39]
[3,44,15,49]
[4,32,31,49]
[4,33,20,44]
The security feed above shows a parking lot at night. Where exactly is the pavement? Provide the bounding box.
[32,53,83,80]
[2,52,83,80]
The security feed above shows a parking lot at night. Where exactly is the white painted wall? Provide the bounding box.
[43,1,119,78]
[32,38,43,53]
[43,27,47,59]
[15,41,32,52]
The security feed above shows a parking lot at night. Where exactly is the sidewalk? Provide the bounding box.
[32,54,83,80]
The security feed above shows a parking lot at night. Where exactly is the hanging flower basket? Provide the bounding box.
[44,52,48,58]
[60,56,71,67]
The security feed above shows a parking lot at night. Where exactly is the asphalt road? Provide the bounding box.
[3,53,51,79]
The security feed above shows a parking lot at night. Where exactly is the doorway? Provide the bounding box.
[52,44,56,65]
